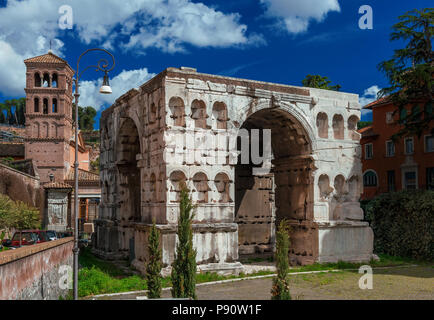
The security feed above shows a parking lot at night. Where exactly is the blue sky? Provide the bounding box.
[0,0,431,128]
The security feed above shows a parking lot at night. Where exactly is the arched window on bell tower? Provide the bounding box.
[52,98,58,113]
[43,73,50,88]
[52,73,58,88]
[43,98,49,114]
[34,73,41,87]
[34,97,40,113]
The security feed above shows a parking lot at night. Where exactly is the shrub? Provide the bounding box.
[146,221,162,299]
[365,190,434,261]
[271,219,291,300]
[171,184,197,300]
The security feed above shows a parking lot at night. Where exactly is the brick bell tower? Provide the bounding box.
[24,51,75,183]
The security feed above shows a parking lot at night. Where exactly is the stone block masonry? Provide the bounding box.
[94,67,374,274]
[0,237,73,300]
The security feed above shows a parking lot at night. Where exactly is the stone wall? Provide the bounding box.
[0,238,73,300]
[0,162,45,213]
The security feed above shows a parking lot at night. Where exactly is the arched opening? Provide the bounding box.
[348,115,359,141]
[43,98,49,114]
[214,173,232,203]
[332,114,344,140]
[52,98,58,113]
[316,112,328,138]
[43,73,50,87]
[192,172,209,203]
[116,118,141,257]
[212,102,227,129]
[318,174,333,200]
[169,97,185,127]
[235,108,315,263]
[191,99,207,129]
[52,73,58,88]
[169,171,187,202]
[34,73,41,87]
[34,97,40,113]
[363,170,378,187]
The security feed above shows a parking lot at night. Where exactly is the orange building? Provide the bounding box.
[359,98,434,199]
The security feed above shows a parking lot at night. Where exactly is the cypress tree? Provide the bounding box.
[171,184,197,300]
[146,221,162,299]
[271,219,291,300]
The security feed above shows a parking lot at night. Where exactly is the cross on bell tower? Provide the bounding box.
[24,51,75,183]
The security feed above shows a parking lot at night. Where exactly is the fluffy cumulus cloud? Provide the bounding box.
[260,0,340,34]
[78,68,154,110]
[359,85,381,117]
[0,0,260,97]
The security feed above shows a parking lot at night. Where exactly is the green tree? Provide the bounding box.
[0,107,5,123]
[357,121,373,130]
[146,221,163,299]
[302,74,341,91]
[171,184,197,300]
[72,105,97,130]
[0,194,40,246]
[378,8,434,137]
[271,219,291,300]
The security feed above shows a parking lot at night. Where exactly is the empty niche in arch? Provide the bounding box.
[318,174,333,200]
[191,99,207,129]
[333,175,347,198]
[332,114,344,140]
[169,171,187,202]
[214,173,232,203]
[212,102,227,130]
[169,97,185,127]
[316,112,328,138]
[192,172,209,203]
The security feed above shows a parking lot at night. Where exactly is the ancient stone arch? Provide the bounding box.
[94,68,374,272]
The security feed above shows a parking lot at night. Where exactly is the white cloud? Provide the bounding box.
[0,0,260,96]
[359,85,381,118]
[260,0,340,34]
[78,68,154,110]
[359,85,381,107]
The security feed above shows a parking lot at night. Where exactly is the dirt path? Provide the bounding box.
[92,265,433,300]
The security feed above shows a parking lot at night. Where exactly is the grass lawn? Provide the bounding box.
[75,248,426,299]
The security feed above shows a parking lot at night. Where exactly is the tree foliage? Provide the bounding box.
[171,184,197,300]
[0,194,40,232]
[302,74,341,91]
[146,221,163,299]
[271,219,292,300]
[364,190,434,261]
[72,105,97,130]
[378,8,434,137]
[0,98,26,126]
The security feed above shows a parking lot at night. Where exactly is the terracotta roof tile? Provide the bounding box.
[363,96,391,109]
[24,52,68,65]
[44,182,73,189]
[65,168,99,182]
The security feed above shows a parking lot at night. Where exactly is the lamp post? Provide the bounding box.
[72,48,115,300]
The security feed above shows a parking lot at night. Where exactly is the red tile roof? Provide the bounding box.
[44,182,73,189]
[65,168,99,182]
[363,96,392,109]
[24,52,68,65]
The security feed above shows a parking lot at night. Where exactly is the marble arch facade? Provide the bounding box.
[94,67,374,274]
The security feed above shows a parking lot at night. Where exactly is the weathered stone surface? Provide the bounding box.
[0,238,73,300]
[94,67,374,273]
